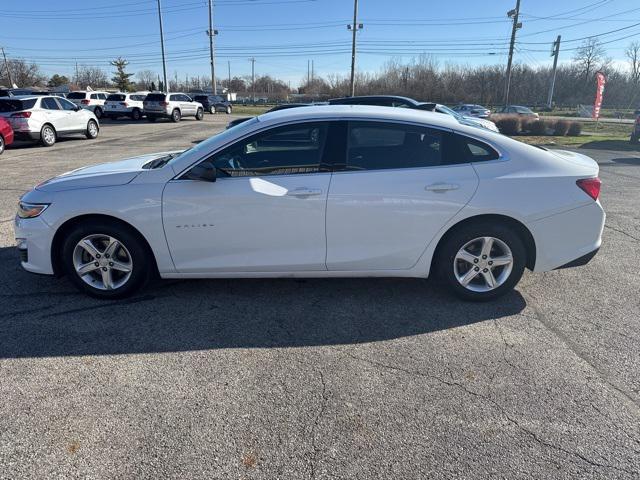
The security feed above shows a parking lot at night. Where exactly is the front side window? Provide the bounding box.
[208,122,328,177]
[169,94,181,102]
[41,97,60,110]
[59,98,77,111]
[345,121,442,170]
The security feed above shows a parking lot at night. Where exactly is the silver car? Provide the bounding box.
[143,92,204,123]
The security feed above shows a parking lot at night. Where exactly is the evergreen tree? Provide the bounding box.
[110,57,134,91]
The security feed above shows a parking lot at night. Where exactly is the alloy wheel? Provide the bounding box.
[72,234,133,290]
[42,126,55,145]
[453,236,514,292]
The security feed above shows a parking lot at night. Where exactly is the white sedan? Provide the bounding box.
[14,105,605,301]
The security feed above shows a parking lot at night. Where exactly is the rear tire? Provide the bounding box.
[195,108,204,120]
[94,107,103,119]
[436,221,526,301]
[62,220,151,299]
[209,106,216,114]
[40,124,56,147]
[131,108,142,121]
[226,105,232,114]
[0,135,4,155]
[85,119,99,139]
[171,109,181,122]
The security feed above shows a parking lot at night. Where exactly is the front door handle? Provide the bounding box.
[425,183,460,192]
[286,187,323,197]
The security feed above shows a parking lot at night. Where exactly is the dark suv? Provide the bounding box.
[192,94,232,114]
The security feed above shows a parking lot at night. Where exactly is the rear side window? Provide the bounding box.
[67,92,86,99]
[130,95,146,101]
[145,93,166,101]
[169,94,181,101]
[90,93,99,100]
[41,97,60,110]
[345,121,442,170]
[107,94,125,101]
[0,98,37,112]
[445,133,500,164]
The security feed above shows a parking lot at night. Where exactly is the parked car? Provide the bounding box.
[329,95,499,132]
[103,92,149,120]
[191,94,232,114]
[0,88,48,97]
[143,93,204,122]
[0,95,99,147]
[226,103,312,129]
[15,105,604,301]
[452,104,491,118]
[66,91,109,119]
[495,105,539,118]
[630,109,640,143]
[0,116,14,154]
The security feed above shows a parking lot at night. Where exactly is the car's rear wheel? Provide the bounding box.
[0,135,4,155]
[437,222,526,301]
[131,108,142,121]
[85,120,99,139]
[94,107,103,119]
[171,109,181,122]
[226,106,232,114]
[195,108,204,120]
[209,106,216,114]
[62,221,151,299]
[40,124,56,147]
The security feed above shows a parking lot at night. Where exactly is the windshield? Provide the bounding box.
[437,104,463,120]
[166,116,260,166]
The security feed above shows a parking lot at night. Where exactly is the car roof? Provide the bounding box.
[329,95,420,105]
[0,95,46,100]
[256,104,461,129]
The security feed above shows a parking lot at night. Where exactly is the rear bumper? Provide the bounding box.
[14,131,40,141]
[528,201,605,272]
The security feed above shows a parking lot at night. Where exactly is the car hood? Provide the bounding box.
[36,151,182,192]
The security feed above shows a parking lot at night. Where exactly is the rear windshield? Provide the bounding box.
[107,94,126,101]
[145,93,166,101]
[194,95,208,101]
[0,98,37,112]
[67,92,87,99]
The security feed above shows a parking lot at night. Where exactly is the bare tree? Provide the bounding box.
[76,65,109,89]
[0,59,46,87]
[626,41,640,84]
[136,70,156,90]
[573,38,606,82]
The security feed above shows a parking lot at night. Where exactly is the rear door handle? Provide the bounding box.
[286,187,323,197]
[425,183,460,192]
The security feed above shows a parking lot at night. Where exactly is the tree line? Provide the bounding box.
[2,39,639,109]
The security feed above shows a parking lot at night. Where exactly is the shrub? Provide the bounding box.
[554,119,570,136]
[525,119,548,135]
[567,121,582,136]
[493,115,521,135]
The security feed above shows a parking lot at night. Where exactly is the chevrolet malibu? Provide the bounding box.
[14,106,605,301]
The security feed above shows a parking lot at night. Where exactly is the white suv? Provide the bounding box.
[67,91,109,119]
[143,92,204,122]
[0,95,99,147]
[103,92,149,121]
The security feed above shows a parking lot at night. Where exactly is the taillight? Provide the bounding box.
[81,99,90,105]
[160,101,169,106]
[11,111,31,118]
[120,102,128,107]
[576,177,601,201]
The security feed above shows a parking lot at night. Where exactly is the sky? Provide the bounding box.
[1,0,639,87]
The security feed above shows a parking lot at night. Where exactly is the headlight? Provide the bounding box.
[17,201,50,219]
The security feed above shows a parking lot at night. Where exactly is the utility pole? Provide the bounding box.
[547,35,561,109]
[348,0,363,97]
[1,47,13,86]
[503,0,522,105]
[228,60,231,86]
[311,60,314,83]
[207,0,218,94]
[249,57,255,104]
[156,0,168,93]
[307,60,310,86]
[75,60,79,86]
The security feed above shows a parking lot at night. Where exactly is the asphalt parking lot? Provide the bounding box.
[0,116,638,479]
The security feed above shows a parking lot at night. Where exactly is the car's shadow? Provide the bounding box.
[0,247,526,359]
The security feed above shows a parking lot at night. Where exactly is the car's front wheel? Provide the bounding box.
[171,109,181,122]
[209,105,216,114]
[85,120,99,139]
[62,221,151,299]
[437,222,526,301]
[226,105,232,114]
[0,135,4,155]
[195,108,204,120]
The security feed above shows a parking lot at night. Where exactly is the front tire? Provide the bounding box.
[0,135,4,155]
[85,119,99,139]
[40,124,56,147]
[226,105,232,114]
[171,109,181,122]
[436,222,526,301]
[209,105,216,114]
[62,220,151,299]
[131,108,142,121]
[195,108,204,120]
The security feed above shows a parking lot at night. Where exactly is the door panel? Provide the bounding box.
[163,174,331,272]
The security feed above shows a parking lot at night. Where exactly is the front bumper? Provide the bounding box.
[14,215,55,275]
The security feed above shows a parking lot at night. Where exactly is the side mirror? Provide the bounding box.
[185,160,217,182]
[74,106,82,111]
